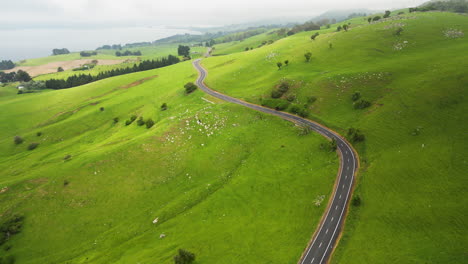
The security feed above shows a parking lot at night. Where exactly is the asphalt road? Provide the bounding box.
[192,59,358,264]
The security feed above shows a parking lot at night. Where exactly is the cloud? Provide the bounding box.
[0,0,428,28]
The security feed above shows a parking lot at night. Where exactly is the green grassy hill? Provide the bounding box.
[0,60,338,263]
[201,11,468,263]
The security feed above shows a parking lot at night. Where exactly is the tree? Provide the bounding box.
[383,10,391,18]
[0,60,15,70]
[304,52,312,62]
[284,60,289,66]
[351,91,361,101]
[14,136,23,145]
[15,70,31,82]
[373,16,381,21]
[184,82,197,94]
[343,24,349,31]
[178,45,190,57]
[52,48,70,55]
[276,62,283,70]
[310,32,319,40]
[161,103,167,111]
[174,249,195,264]
[145,118,155,128]
[367,17,372,23]
[329,43,333,49]
[57,67,64,72]
[337,25,342,32]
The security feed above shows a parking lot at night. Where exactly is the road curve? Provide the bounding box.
[192,59,358,264]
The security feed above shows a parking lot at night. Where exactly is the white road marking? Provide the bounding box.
[319,242,323,248]
[311,257,315,263]
[342,184,345,189]
[325,229,329,234]
[345,175,348,179]
[335,205,338,210]
[339,194,342,199]
[347,166,349,170]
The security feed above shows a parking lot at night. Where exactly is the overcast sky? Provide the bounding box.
[2,0,428,29]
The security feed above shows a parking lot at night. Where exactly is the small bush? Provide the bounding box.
[351,91,361,101]
[353,99,371,109]
[27,143,39,150]
[278,81,290,93]
[395,27,404,36]
[13,136,23,145]
[284,60,289,66]
[174,249,195,264]
[137,117,145,126]
[125,115,137,126]
[36,132,42,137]
[352,195,361,206]
[125,120,132,126]
[63,154,72,161]
[161,103,168,111]
[130,115,137,121]
[286,95,296,102]
[113,117,119,124]
[290,104,309,117]
[146,118,155,129]
[100,107,105,111]
[271,90,283,98]
[373,16,381,21]
[63,180,69,186]
[184,82,197,94]
[276,62,283,69]
[261,98,290,111]
[320,138,337,152]
[0,214,24,246]
[304,52,312,62]
[348,128,365,143]
[307,96,317,104]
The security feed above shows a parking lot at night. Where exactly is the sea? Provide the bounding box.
[0,26,201,62]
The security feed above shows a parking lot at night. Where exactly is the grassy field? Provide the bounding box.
[201,12,468,263]
[0,60,338,263]
[27,44,207,82]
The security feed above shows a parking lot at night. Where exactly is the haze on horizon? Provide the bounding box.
[1,0,427,61]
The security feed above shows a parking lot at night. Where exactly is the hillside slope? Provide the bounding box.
[201,12,468,263]
[0,61,338,263]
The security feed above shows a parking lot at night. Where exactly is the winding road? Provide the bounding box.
[193,59,359,264]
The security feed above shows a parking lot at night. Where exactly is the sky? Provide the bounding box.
[1,0,428,28]
[1,0,428,61]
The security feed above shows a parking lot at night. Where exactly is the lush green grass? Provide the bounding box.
[212,30,284,55]
[0,60,338,263]
[201,12,468,263]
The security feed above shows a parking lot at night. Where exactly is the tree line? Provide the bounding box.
[0,70,31,83]
[52,48,70,55]
[44,55,180,90]
[411,0,468,13]
[0,60,15,70]
[80,51,97,57]
[115,50,142,56]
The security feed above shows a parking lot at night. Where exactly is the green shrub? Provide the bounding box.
[137,117,145,126]
[130,115,137,121]
[161,103,168,111]
[63,180,69,186]
[63,154,72,161]
[145,118,155,128]
[271,90,283,98]
[13,136,23,145]
[351,91,361,101]
[278,81,290,93]
[290,104,309,117]
[174,249,195,264]
[395,27,404,36]
[354,99,371,109]
[352,195,362,206]
[36,132,42,137]
[184,82,197,94]
[307,96,317,104]
[0,214,24,246]
[304,52,312,62]
[373,16,381,21]
[27,143,39,150]
[286,95,296,102]
[347,128,365,143]
[100,107,105,111]
[113,117,119,124]
[261,98,290,111]
[125,120,132,126]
